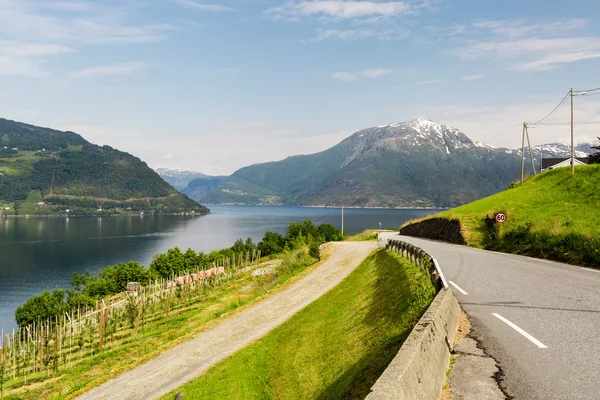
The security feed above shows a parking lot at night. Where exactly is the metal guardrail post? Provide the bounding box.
[386,239,449,291]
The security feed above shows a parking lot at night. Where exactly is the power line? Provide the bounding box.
[576,87,600,93]
[529,91,571,127]
[531,121,600,126]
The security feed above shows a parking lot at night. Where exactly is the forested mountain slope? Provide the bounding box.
[0,118,208,215]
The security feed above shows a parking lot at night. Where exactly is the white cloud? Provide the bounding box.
[452,19,600,71]
[0,0,174,46]
[461,74,485,81]
[332,68,394,81]
[0,41,74,77]
[314,27,407,41]
[172,0,235,12]
[266,1,412,21]
[40,1,95,12]
[70,62,147,78]
[416,79,440,85]
[4,43,73,57]
[472,19,587,39]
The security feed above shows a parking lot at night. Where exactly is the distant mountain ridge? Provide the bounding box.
[184,119,594,208]
[0,118,208,215]
[156,168,208,191]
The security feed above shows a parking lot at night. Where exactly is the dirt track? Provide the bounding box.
[77,241,377,400]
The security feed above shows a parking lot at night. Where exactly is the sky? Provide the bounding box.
[1,0,600,175]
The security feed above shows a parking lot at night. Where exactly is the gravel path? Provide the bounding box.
[77,241,377,400]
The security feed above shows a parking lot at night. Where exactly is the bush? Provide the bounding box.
[274,245,315,281]
[258,231,285,256]
[309,243,321,261]
[15,289,68,327]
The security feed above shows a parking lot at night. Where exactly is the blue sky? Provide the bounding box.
[1,0,599,174]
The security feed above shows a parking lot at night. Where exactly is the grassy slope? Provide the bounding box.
[412,165,600,266]
[164,249,436,400]
[3,248,318,400]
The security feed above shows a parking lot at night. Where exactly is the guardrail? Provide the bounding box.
[367,239,458,400]
[385,239,449,292]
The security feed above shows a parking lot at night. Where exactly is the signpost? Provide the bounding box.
[494,212,507,224]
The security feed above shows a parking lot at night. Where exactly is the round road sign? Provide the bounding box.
[495,212,507,224]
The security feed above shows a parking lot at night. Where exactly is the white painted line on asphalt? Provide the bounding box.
[449,281,468,295]
[492,313,548,349]
[580,267,600,273]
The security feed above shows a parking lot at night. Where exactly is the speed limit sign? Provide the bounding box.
[495,212,507,224]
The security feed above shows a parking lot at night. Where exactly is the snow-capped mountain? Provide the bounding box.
[193,118,597,207]
[354,118,592,158]
[155,168,207,191]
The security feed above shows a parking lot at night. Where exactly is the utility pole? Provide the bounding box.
[524,123,536,175]
[521,122,526,184]
[571,88,575,175]
[341,205,344,236]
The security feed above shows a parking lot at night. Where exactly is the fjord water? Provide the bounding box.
[0,205,438,331]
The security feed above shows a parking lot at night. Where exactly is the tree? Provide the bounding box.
[317,223,343,242]
[150,247,185,277]
[258,231,285,256]
[15,289,67,327]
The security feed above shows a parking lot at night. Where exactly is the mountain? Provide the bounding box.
[181,175,229,201]
[518,142,590,158]
[155,168,208,191]
[197,119,594,208]
[0,118,209,215]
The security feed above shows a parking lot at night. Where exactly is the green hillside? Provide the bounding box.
[164,249,435,399]
[401,165,600,267]
[0,118,209,215]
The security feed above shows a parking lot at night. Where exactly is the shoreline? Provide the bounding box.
[0,204,449,218]
[204,204,449,210]
[0,212,210,218]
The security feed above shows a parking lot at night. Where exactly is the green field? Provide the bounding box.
[405,165,600,266]
[164,249,436,400]
[0,150,40,176]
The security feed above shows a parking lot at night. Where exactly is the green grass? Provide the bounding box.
[347,229,379,241]
[0,150,40,176]
[3,248,319,400]
[164,249,436,400]
[405,165,600,266]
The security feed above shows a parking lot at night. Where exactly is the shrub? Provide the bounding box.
[15,289,68,327]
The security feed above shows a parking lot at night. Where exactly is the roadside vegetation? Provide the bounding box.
[402,165,600,267]
[164,248,436,400]
[1,220,342,399]
[347,229,396,242]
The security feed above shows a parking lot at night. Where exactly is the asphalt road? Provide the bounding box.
[381,233,600,400]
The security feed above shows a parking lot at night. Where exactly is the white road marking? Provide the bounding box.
[580,267,600,273]
[492,313,548,349]
[449,281,468,295]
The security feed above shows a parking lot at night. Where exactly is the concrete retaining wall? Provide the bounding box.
[366,288,460,400]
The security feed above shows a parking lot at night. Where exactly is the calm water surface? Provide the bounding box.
[0,205,439,331]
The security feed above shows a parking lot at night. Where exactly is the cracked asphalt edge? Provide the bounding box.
[443,311,507,400]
